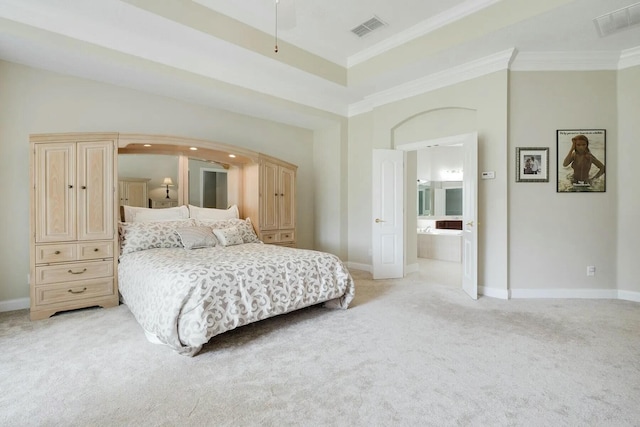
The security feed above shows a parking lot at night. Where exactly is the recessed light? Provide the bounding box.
[143,144,152,147]
[189,147,198,151]
[229,154,236,158]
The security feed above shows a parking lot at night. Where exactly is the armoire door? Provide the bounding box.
[125,181,148,207]
[35,142,76,243]
[278,165,296,230]
[261,160,279,231]
[77,141,114,241]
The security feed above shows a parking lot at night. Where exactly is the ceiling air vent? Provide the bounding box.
[593,2,640,37]
[351,16,386,38]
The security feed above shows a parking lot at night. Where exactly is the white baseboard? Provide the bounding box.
[346,262,371,273]
[0,297,29,313]
[617,290,640,302]
[479,286,509,300]
[510,288,620,299]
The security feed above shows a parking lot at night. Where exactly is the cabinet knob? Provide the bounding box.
[93,248,99,252]
[54,250,61,254]
[68,185,73,189]
[82,186,87,189]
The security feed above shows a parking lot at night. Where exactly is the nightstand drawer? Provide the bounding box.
[78,242,113,260]
[35,244,77,264]
[34,278,115,306]
[35,260,113,285]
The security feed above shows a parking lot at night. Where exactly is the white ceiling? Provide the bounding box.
[0,0,639,130]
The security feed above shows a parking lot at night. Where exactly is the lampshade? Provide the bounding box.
[162,177,174,186]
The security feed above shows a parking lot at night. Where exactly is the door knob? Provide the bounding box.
[375,218,386,223]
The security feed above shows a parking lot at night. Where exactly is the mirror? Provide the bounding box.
[118,153,230,209]
[417,180,462,218]
[417,144,463,218]
[188,158,228,208]
[118,154,179,207]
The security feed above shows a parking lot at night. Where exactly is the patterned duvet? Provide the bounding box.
[118,243,355,356]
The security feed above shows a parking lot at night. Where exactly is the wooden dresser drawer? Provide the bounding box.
[261,232,278,244]
[35,241,113,264]
[78,242,113,260]
[35,260,113,285]
[34,278,115,306]
[35,244,77,264]
[278,230,295,243]
[260,230,295,246]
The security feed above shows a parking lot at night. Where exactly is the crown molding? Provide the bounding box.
[348,48,515,117]
[619,46,640,69]
[510,51,622,71]
[347,0,500,67]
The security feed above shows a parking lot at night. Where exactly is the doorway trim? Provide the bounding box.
[396,132,478,298]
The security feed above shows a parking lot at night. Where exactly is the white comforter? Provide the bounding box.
[118,243,355,356]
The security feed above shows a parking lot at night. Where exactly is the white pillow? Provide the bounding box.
[175,226,217,250]
[118,219,194,254]
[188,204,239,221]
[124,205,189,223]
[194,218,260,244]
[212,226,244,247]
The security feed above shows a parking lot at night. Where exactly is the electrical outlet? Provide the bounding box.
[587,266,596,276]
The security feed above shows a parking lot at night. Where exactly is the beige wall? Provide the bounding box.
[508,71,619,294]
[617,65,640,294]
[1,58,638,308]
[0,60,323,304]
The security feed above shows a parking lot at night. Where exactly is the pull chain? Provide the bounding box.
[274,0,279,53]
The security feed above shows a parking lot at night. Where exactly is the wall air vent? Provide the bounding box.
[351,16,386,38]
[593,2,640,37]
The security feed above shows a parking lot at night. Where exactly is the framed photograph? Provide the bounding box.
[556,129,606,192]
[516,147,549,182]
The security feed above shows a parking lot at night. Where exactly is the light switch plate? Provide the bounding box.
[481,171,495,179]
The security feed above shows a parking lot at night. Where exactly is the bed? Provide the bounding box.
[117,213,355,356]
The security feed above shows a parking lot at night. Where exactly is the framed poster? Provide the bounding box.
[516,147,549,182]
[557,129,606,192]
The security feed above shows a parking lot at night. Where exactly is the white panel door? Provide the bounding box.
[372,149,404,279]
[462,133,478,299]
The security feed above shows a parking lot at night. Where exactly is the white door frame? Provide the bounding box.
[396,132,478,298]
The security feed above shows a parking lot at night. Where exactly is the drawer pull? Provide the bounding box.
[54,250,61,255]
[68,268,87,275]
[68,287,87,294]
[93,248,99,252]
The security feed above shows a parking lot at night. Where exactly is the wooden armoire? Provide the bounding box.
[29,133,119,320]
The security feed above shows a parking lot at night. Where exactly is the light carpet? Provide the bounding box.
[1,260,639,426]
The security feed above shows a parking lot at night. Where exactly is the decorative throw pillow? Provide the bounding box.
[188,204,239,220]
[195,218,260,243]
[124,205,189,223]
[175,226,217,250]
[212,227,244,247]
[119,219,194,254]
[234,218,261,243]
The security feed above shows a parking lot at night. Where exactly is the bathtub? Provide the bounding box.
[417,229,462,262]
